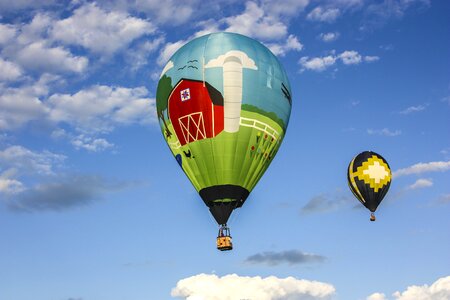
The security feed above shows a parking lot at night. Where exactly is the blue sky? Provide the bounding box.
[0,0,449,299]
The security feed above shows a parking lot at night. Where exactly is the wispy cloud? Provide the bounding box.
[393,161,450,178]
[367,128,401,136]
[307,6,341,23]
[245,250,326,266]
[399,104,427,114]
[299,50,379,72]
[171,273,335,300]
[406,178,433,190]
[319,32,340,42]
[301,193,353,215]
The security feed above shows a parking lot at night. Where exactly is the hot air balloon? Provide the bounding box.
[156,32,292,250]
[347,151,391,221]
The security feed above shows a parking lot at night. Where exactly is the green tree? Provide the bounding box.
[156,74,173,137]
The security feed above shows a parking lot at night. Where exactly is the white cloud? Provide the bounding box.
[157,40,187,66]
[0,0,55,12]
[16,41,88,73]
[71,135,114,152]
[171,273,336,300]
[0,58,23,81]
[125,37,164,71]
[367,128,402,136]
[266,34,303,56]
[406,178,433,190]
[307,6,341,22]
[299,55,337,72]
[224,1,288,40]
[0,74,56,130]
[339,50,362,65]
[365,55,380,62]
[51,3,155,55]
[366,292,387,300]
[399,104,426,114]
[393,161,450,178]
[0,23,17,44]
[261,0,310,18]
[0,145,65,176]
[0,169,25,195]
[393,275,450,299]
[48,85,156,132]
[319,32,340,42]
[134,0,196,25]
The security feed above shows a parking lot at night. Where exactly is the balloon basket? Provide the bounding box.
[370,213,376,222]
[217,225,233,251]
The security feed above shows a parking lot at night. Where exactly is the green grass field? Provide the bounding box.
[162,110,285,193]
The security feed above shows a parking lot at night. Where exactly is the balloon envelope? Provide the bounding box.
[156,32,292,225]
[347,151,391,213]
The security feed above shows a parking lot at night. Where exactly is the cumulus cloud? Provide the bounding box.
[0,169,25,195]
[15,41,88,74]
[0,74,58,130]
[406,178,433,190]
[6,175,128,212]
[299,55,337,72]
[367,128,401,136]
[299,50,378,72]
[71,135,114,152]
[245,250,326,266]
[319,32,339,42]
[369,275,450,300]
[51,3,155,55]
[266,34,303,56]
[393,161,450,178]
[157,40,187,66]
[307,6,341,22]
[339,50,362,65]
[171,273,336,300]
[0,145,65,176]
[0,58,23,81]
[48,85,156,133]
[134,0,196,25]
[224,1,288,40]
[366,293,387,300]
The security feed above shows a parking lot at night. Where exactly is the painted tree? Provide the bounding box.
[156,74,173,137]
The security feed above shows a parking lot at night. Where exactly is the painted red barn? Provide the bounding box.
[168,79,224,146]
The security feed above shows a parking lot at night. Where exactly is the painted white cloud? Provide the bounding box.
[225,1,288,40]
[48,85,156,132]
[171,273,336,300]
[307,6,340,22]
[319,32,339,42]
[393,161,450,178]
[367,128,401,136]
[406,178,433,190]
[205,50,258,69]
[51,3,155,55]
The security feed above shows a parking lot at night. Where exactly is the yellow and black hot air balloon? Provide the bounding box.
[347,151,391,221]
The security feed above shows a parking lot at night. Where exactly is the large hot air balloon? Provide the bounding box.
[156,32,292,250]
[347,151,391,221]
